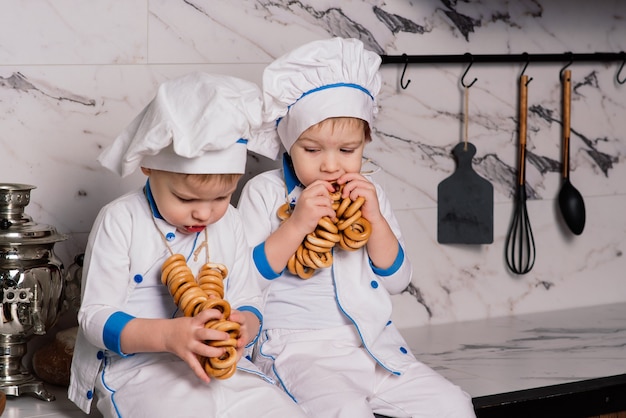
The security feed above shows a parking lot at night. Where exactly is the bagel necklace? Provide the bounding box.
[155,221,240,380]
[277,183,372,279]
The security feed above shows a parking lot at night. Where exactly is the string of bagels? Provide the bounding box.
[156,225,240,380]
[277,184,372,279]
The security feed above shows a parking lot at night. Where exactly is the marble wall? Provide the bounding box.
[1,0,625,330]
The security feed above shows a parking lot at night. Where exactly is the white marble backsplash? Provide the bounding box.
[1,0,625,329]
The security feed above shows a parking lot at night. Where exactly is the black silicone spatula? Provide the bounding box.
[437,141,494,244]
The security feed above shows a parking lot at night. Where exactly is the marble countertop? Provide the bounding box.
[4,302,626,417]
[399,301,626,415]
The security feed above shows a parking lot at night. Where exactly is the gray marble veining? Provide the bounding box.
[400,302,626,396]
[0,0,625,330]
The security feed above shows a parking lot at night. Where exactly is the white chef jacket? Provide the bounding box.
[237,156,415,376]
[68,184,266,414]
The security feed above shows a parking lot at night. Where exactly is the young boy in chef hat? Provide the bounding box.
[68,72,309,418]
[238,38,476,417]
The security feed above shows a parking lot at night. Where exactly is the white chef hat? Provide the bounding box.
[98,72,267,177]
[256,37,382,158]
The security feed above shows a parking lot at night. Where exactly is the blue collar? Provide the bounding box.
[282,153,303,195]
[144,179,163,219]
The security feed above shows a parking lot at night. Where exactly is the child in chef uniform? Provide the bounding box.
[237,38,476,418]
[68,72,309,418]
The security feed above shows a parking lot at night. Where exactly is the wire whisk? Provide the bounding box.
[505,74,536,274]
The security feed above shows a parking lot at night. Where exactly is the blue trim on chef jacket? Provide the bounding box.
[282,153,302,195]
[278,151,405,377]
[332,265,402,376]
[188,232,202,260]
[103,311,135,356]
[370,242,405,277]
[236,364,275,384]
[147,179,204,253]
[100,357,124,418]
[253,242,281,280]
[144,179,163,219]
[236,138,248,145]
[258,330,298,403]
[237,305,263,347]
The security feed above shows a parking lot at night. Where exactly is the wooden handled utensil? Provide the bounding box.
[505,75,536,274]
[557,70,586,235]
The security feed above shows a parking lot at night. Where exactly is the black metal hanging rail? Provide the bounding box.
[380,52,625,65]
[381,52,626,87]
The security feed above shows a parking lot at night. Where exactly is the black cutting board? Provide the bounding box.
[437,142,493,244]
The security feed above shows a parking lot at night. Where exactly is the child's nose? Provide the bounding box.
[192,205,212,222]
[321,154,339,172]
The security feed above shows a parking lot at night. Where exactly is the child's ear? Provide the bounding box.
[140,167,151,176]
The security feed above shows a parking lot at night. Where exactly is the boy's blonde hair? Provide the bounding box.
[186,173,242,186]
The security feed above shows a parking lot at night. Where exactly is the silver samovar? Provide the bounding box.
[0,183,67,401]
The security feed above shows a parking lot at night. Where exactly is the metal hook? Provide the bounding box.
[520,52,533,85]
[560,52,573,81]
[400,53,411,89]
[461,53,477,88]
[617,52,626,85]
